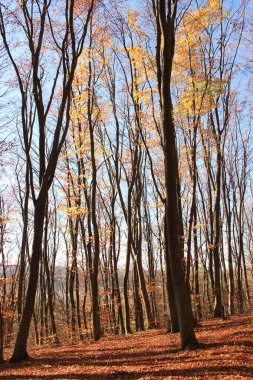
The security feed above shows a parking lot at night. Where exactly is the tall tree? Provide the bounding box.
[154,0,198,348]
[0,0,95,361]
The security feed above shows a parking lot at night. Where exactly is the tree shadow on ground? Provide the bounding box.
[0,365,252,379]
[0,338,252,379]
[1,316,252,379]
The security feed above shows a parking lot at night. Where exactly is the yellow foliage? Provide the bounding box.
[128,8,139,31]
[173,0,229,120]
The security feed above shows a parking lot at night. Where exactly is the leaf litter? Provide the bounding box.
[0,314,252,379]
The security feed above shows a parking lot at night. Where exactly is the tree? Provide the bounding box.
[0,0,95,361]
[154,0,198,348]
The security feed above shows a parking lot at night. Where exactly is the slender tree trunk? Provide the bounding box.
[133,262,144,331]
[112,224,125,335]
[124,222,132,334]
[213,135,224,318]
[222,165,234,315]
[17,167,29,322]
[0,302,3,363]
[193,205,202,320]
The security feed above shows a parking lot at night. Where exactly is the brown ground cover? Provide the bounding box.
[0,314,252,379]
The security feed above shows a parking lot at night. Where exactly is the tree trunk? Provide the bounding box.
[213,136,224,318]
[164,216,179,333]
[11,198,46,361]
[158,0,198,348]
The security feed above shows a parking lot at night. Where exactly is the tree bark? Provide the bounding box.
[158,0,198,348]
[11,197,46,361]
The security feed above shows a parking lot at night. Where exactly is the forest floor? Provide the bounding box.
[0,314,252,379]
